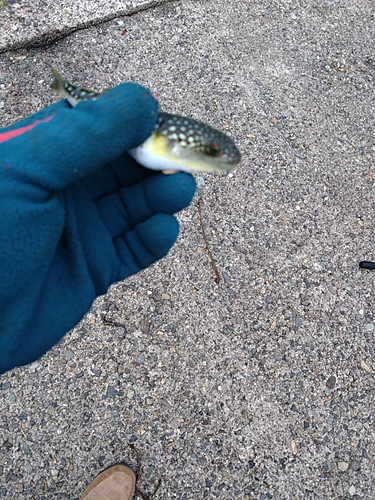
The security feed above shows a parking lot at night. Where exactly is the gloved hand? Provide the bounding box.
[0,83,196,374]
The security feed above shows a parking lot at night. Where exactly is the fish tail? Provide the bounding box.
[50,68,65,95]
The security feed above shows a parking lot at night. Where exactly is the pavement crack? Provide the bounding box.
[0,0,174,55]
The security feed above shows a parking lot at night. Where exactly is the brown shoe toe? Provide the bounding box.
[80,464,136,500]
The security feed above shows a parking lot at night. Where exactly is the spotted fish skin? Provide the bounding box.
[155,113,241,172]
[50,69,241,173]
[50,69,100,107]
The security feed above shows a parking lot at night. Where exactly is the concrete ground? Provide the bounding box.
[0,0,375,499]
[0,0,172,52]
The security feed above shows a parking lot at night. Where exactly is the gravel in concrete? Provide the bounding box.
[0,0,173,52]
[0,0,375,499]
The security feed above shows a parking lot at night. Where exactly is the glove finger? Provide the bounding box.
[81,152,156,201]
[115,213,179,278]
[95,172,196,238]
[0,83,158,191]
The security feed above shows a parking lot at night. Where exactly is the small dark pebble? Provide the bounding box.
[304,421,309,429]
[139,318,150,334]
[295,315,302,327]
[106,386,117,399]
[136,354,145,365]
[248,460,255,469]
[5,470,13,482]
[129,435,138,443]
[234,245,247,253]
[303,277,311,288]
[222,272,230,283]
[322,461,331,472]
[1,382,11,390]
[349,459,361,471]
[21,442,31,455]
[326,375,336,389]
[205,478,212,488]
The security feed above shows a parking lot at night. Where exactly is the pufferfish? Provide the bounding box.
[50,69,241,174]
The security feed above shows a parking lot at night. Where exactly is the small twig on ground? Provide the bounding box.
[101,315,125,328]
[128,443,141,478]
[196,196,221,284]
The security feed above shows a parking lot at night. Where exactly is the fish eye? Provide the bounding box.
[205,142,221,156]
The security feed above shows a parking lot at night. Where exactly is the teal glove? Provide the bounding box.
[0,83,196,374]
